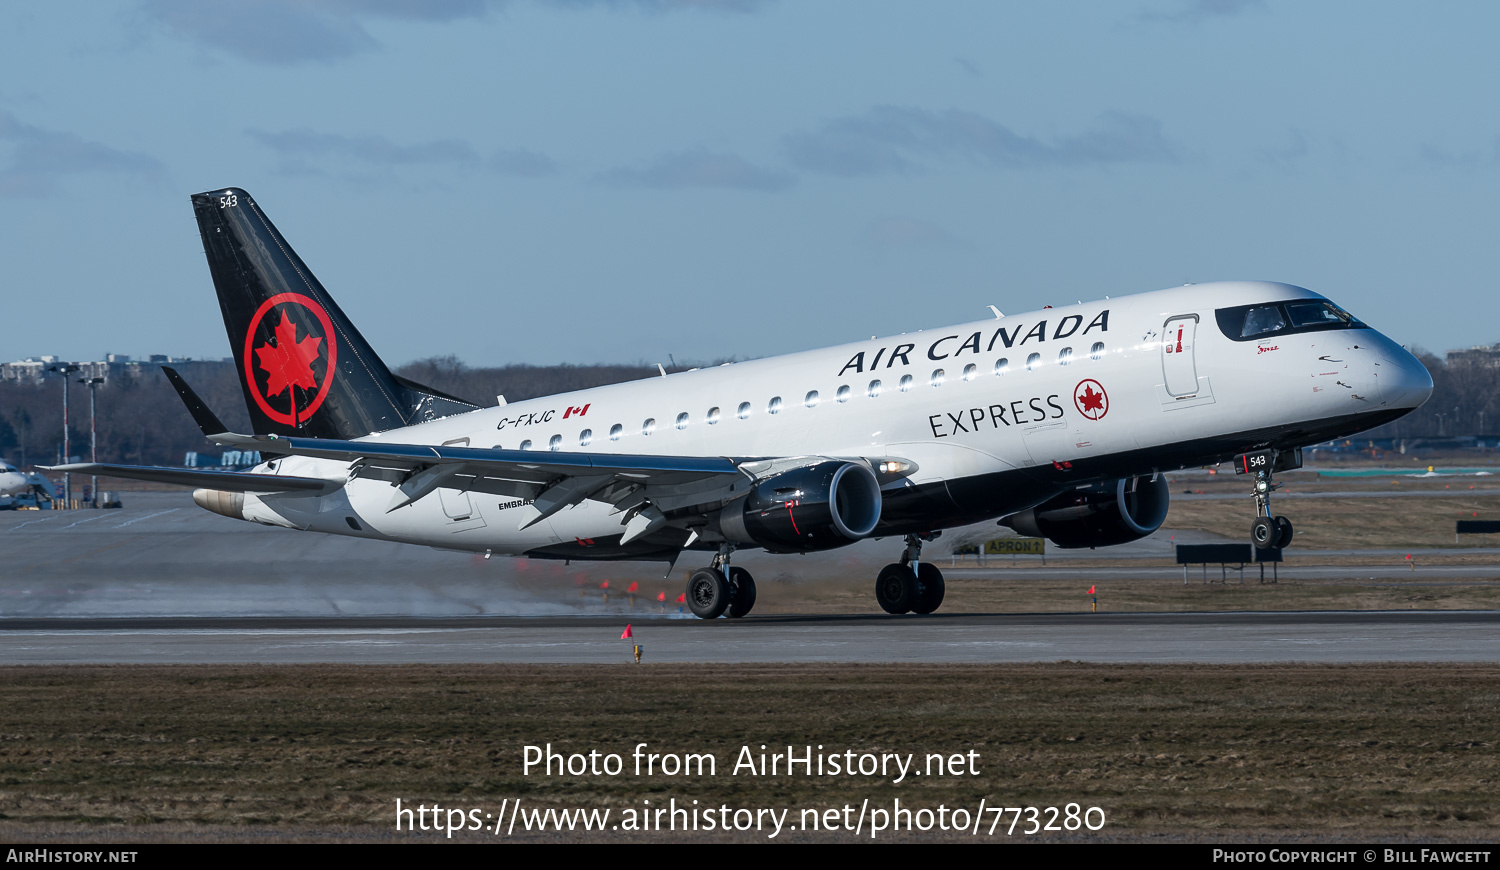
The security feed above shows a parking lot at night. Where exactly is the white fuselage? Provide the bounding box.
[0,465,28,498]
[228,281,1430,558]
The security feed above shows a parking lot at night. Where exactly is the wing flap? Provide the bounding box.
[214,433,746,488]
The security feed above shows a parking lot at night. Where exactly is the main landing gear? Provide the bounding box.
[686,546,756,619]
[875,533,946,615]
[1245,461,1294,551]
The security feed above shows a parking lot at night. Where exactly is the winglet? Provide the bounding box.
[161,366,229,439]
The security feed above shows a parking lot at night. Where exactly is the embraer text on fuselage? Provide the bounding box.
[837,311,1110,377]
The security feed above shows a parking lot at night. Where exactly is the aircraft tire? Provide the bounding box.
[875,563,916,614]
[910,563,946,614]
[687,568,731,619]
[1250,516,1278,550]
[1275,516,1294,549]
[726,567,757,619]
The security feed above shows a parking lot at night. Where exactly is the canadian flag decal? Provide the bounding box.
[563,404,591,419]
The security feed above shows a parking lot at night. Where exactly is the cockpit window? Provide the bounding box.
[1240,306,1288,338]
[1215,299,1365,342]
[1286,301,1355,328]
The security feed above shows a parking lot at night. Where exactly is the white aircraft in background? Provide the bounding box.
[0,461,56,508]
[53,187,1434,618]
[0,462,29,498]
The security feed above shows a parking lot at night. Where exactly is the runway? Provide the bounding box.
[4,491,1498,620]
[2,610,1495,664]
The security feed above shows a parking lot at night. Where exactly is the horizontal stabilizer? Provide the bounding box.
[42,463,337,494]
[161,366,229,439]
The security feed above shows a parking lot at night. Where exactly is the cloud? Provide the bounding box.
[954,57,984,78]
[1417,138,1500,169]
[249,128,559,180]
[598,148,793,191]
[1257,128,1310,170]
[0,110,164,197]
[138,0,496,64]
[138,0,771,65]
[1135,0,1264,25]
[490,148,557,177]
[785,106,1179,177]
[249,128,482,166]
[861,217,963,250]
[551,0,774,11]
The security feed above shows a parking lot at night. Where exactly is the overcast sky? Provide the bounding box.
[2,1,1497,367]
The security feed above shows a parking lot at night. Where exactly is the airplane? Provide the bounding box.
[0,460,57,509]
[49,187,1434,618]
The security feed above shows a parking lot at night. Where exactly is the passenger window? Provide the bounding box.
[867,379,882,397]
[706,407,721,425]
[805,390,820,408]
[675,412,690,430]
[737,402,752,419]
[548,435,562,451]
[1090,342,1104,361]
[642,418,656,435]
[898,374,913,392]
[962,364,977,381]
[930,369,945,387]
[994,358,1009,375]
[1025,353,1041,371]
[768,396,783,415]
[609,424,623,441]
[1058,347,1073,366]
[579,429,592,447]
[836,385,851,403]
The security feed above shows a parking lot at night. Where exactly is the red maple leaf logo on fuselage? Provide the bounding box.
[1079,384,1105,413]
[254,311,323,398]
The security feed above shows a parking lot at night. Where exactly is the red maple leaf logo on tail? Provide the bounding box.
[254,311,323,398]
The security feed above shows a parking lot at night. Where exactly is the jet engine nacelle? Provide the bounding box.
[720,460,882,553]
[1001,474,1170,549]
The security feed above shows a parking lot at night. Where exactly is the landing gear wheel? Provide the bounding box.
[910,563,946,615]
[1251,516,1278,550]
[1275,516,1294,549]
[875,564,916,614]
[726,567,757,619]
[687,568,731,619]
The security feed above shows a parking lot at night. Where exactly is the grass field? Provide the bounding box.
[1,664,1496,842]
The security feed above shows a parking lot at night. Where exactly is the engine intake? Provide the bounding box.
[1001,474,1169,549]
[721,460,882,553]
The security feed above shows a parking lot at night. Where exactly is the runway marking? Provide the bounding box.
[59,515,108,530]
[7,516,59,531]
[114,508,180,528]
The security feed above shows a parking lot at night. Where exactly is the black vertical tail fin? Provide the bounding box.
[190,187,476,439]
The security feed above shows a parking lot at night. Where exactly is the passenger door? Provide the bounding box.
[1161,315,1200,397]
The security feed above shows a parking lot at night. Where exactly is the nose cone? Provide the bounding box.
[1379,345,1434,410]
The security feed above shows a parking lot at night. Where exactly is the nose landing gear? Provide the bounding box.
[875,533,945,615]
[1237,449,1297,550]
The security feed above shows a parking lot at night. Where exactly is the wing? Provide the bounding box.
[213,432,764,542]
[41,462,336,494]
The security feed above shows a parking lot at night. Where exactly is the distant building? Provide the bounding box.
[0,359,49,384]
[1446,344,1500,368]
[1,354,219,385]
